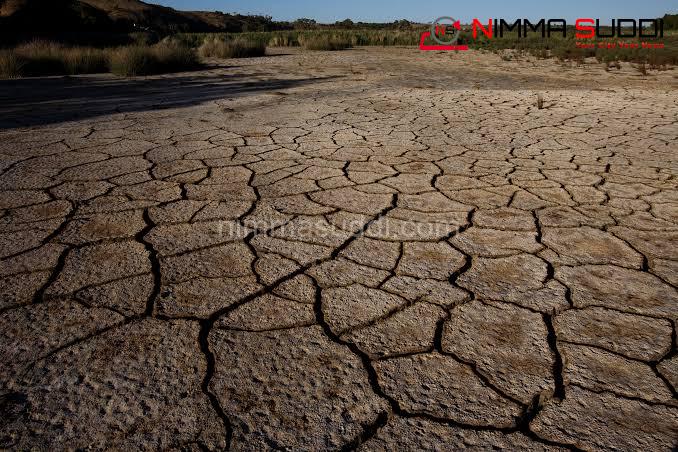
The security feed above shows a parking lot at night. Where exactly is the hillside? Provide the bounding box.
[0,0,282,34]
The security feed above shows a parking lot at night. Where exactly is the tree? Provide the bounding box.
[393,19,412,29]
[335,18,354,28]
[293,18,317,29]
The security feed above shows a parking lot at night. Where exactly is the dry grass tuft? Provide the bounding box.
[302,35,352,51]
[109,42,199,76]
[537,93,544,109]
[0,40,199,78]
[2,40,108,77]
[198,37,266,59]
[268,34,299,47]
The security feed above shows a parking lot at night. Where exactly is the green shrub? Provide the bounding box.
[198,37,266,58]
[110,42,199,76]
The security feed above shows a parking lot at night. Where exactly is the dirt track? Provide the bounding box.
[0,47,677,450]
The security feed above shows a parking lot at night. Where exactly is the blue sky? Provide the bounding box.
[153,0,676,23]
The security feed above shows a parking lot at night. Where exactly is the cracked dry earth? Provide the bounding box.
[0,47,677,450]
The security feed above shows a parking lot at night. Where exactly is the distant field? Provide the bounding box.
[176,29,423,48]
[177,28,678,66]
[1,26,676,79]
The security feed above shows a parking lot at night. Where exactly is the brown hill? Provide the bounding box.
[0,0,281,34]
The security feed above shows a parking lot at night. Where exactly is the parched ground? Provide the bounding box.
[0,47,677,450]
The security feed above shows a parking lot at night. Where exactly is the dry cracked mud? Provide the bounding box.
[0,47,677,450]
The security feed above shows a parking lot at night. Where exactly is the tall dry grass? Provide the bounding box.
[176,29,422,48]
[0,40,200,78]
[177,28,678,64]
[198,37,266,58]
[109,42,199,76]
[1,40,108,77]
[302,35,352,51]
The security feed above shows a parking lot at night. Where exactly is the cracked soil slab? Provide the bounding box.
[0,46,677,450]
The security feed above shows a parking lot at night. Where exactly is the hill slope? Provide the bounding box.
[0,0,280,33]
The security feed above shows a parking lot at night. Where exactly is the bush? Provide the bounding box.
[110,42,199,76]
[303,35,352,51]
[198,37,266,58]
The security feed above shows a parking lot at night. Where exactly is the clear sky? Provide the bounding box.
[152,0,676,24]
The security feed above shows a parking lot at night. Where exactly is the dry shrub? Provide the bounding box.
[198,37,266,58]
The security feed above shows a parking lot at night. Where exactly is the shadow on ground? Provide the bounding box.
[0,72,341,129]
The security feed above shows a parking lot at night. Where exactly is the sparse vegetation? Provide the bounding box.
[176,27,678,66]
[198,37,266,58]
